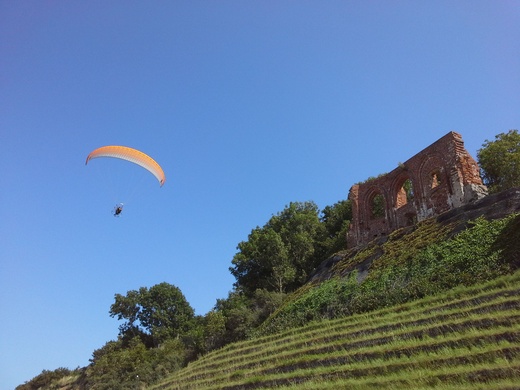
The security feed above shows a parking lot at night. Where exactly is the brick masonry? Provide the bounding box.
[347,132,488,248]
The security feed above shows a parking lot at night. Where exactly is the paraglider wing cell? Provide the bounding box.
[86,145,166,186]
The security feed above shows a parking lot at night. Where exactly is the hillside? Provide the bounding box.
[258,188,520,335]
[311,187,520,284]
[150,189,520,389]
[18,189,520,389]
[151,270,520,389]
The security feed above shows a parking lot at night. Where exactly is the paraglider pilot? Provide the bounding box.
[85,145,166,218]
[113,204,123,217]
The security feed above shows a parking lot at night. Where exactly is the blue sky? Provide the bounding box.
[1,1,519,388]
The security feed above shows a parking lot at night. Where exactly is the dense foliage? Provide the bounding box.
[18,130,520,389]
[230,200,351,296]
[477,129,520,193]
[109,282,195,348]
[84,337,185,389]
[16,367,83,390]
[151,271,520,390]
[258,214,520,335]
[18,201,352,389]
[213,288,287,345]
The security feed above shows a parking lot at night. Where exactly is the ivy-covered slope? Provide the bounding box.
[257,188,520,336]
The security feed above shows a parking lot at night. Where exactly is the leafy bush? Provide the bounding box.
[477,129,520,193]
[85,337,186,389]
[16,367,82,390]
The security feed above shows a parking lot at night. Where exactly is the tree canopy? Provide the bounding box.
[477,129,520,194]
[109,282,194,347]
[230,200,351,296]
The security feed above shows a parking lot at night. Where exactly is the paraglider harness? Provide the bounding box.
[113,203,124,217]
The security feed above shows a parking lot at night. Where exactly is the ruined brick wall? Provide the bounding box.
[347,132,488,248]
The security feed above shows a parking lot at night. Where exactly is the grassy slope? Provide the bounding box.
[151,270,520,390]
[258,211,520,336]
[23,192,519,389]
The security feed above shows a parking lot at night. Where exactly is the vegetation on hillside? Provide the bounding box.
[109,282,195,348]
[258,214,520,335]
[478,129,520,194]
[229,201,352,296]
[17,200,352,390]
[151,270,520,389]
[16,367,85,390]
[17,130,520,389]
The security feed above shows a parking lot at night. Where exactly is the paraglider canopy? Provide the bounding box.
[86,145,166,186]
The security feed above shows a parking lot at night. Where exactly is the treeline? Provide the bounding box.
[17,130,520,389]
[17,200,352,390]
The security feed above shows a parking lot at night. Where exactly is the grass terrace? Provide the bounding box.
[150,271,520,389]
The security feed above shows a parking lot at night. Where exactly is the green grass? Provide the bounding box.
[149,271,520,389]
[258,214,520,336]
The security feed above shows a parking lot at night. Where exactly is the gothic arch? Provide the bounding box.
[419,153,449,196]
[364,186,387,220]
[391,172,417,209]
[346,132,487,248]
[417,153,451,215]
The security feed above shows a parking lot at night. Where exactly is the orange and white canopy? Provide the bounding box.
[86,145,166,186]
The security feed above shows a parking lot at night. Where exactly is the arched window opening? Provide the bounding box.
[396,178,414,208]
[431,170,442,189]
[371,193,385,219]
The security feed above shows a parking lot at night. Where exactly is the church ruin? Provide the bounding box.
[347,132,488,248]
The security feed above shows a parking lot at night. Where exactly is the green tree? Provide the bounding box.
[201,310,227,352]
[86,338,146,390]
[86,337,186,389]
[477,129,520,193]
[214,288,286,344]
[230,227,278,294]
[215,290,256,343]
[260,228,293,293]
[230,202,324,295]
[319,199,352,255]
[109,282,195,347]
[16,368,80,390]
